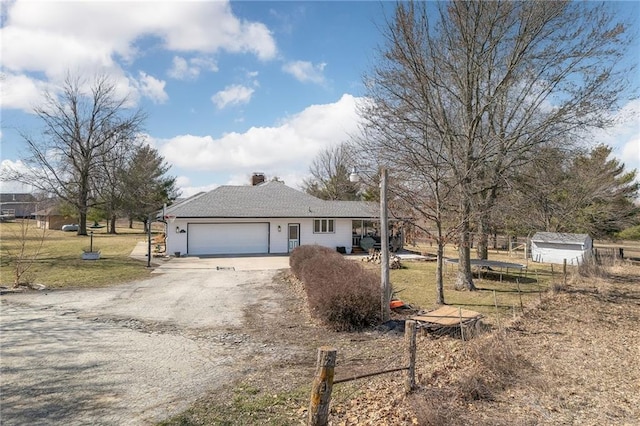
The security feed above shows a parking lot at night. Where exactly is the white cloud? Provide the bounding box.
[178,182,220,198]
[282,60,326,84]
[212,85,255,109]
[154,94,363,191]
[0,72,53,111]
[589,99,640,174]
[168,57,197,80]
[0,159,34,193]
[190,57,219,73]
[135,72,168,104]
[175,175,221,198]
[168,56,218,80]
[175,175,191,189]
[0,0,276,110]
[621,136,640,169]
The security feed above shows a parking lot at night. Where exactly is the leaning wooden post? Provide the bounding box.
[404,320,417,393]
[563,259,567,287]
[308,346,337,426]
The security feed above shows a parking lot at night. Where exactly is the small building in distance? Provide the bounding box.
[0,193,37,219]
[530,232,592,265]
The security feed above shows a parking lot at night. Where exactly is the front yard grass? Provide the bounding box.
[389,244,559,326]
[1,220,158,288]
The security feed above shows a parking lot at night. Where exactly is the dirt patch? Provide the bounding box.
[163,263,640,425]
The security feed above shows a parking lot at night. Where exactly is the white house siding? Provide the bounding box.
[299,218,354,253]
[531,242,591,265]
[165,217,355,256]
[166,218,188,255]
[269,219,291,254]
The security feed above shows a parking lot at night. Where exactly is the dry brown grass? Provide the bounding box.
[328,261,640,425]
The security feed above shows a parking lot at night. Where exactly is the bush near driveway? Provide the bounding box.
[290,245,381,331]
[289,244,337,279]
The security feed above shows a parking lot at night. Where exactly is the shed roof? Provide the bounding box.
[531,232,591,244]
[164,181,378,219]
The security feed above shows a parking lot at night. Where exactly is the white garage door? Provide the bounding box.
[188,223,269,255]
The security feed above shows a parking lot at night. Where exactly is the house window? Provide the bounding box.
[314,219,335,234]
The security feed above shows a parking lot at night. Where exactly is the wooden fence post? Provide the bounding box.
[493,290,500,329]
[308,346,337,426]
[516,278,523,311]
[563,259,567,287]
[404,320,417,393]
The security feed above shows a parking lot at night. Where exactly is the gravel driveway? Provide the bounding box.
[0,258,290,425]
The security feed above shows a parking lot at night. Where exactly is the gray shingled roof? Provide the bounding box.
[531,232,591,244]
[165,181,379,218]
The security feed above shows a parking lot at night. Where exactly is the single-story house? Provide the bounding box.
[530,232,592,265]
[0,193,37,219]
[162,180,393,256]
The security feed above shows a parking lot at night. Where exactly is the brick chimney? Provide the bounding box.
[251,172,266,186]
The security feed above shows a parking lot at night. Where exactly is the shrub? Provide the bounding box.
[289,245,339,279]
[472,332,521,382]
[291,244,381,331]
[616,224,640,240]
[410,389,463,426]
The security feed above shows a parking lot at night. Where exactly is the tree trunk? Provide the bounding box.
[455,218,476,291]
[77,184,89,236]
[78,211,88,236]
[476,216,489,260]
[455,245,476,291]
[129,217,133,229]
[455,191,476,290]
[109,215,117,234]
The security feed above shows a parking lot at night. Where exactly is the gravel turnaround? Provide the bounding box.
[0,268,285,425]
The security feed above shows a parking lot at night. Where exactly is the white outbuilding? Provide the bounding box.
[530,232,593,265]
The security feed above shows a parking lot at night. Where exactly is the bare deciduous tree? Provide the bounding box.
[7,74,145,236]
[356,114,461,304]
[358,1,634,290]
[302,143,360,201]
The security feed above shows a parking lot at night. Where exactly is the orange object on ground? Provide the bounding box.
[390,300,405,309]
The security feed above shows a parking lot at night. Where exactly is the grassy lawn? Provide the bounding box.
[1,220,161,288]
[389,244,562,326]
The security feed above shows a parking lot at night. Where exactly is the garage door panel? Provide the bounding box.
[188,223,268,255]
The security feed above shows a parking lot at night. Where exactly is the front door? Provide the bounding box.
[288,223,300,252]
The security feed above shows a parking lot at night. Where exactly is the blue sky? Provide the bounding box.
[1,1,639,197]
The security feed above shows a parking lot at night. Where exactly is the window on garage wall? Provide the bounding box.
[313,218,335,233]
